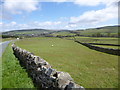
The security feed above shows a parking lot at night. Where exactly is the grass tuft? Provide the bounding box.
[2,43,35,88]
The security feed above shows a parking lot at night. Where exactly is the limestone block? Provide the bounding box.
[57,72,73,88]
[45,68,56,76]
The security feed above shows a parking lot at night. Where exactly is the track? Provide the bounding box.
[0,41,12,57]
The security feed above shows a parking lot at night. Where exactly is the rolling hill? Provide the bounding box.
[2,25,119,37]
[75,25,119,37]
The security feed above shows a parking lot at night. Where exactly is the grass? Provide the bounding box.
[93,45,119,49]
[15,37,118,88]
[51,31,76,36]
[73,36,119,45]
[0,57,2,89]
[2,38,15,42]
[76,26,118,36]
[76,29,118,36]
[3,29,53,35]
[3,25,118,37]
[2,43,35,88]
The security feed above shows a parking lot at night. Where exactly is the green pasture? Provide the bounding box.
[71,36,119,45]
[51,31,76,36]
[2,38,15,42]
[93,45,119,49]
[15,31,49,35]
[2,43,35,88]
[4,29,53,35]
[0,58,1,89]
[15,31,40,34]
[76,26,118,36]
[14,37,118,88]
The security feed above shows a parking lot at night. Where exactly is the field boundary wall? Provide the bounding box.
[87,43,120,46]
[12,44,84,89]
[75,41,120,56]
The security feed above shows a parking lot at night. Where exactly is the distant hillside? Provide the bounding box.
[2,29,54,35]
[75,25,119,37]
[2,25,119,38]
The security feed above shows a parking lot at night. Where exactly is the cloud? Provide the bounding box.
[2,0,40,15]
[0,22,2,25]
[1,0,119,31]
[1,0,118,16]
[74,0,102,6]
[40,21,61,26]
[31,21,62,27]
[39,0,69,2]
[65,24,77,29]
[32,21,63,29]
[11,21,16,25]
[70,1,118,26]
[39,0,119,6]
[73,0,119,6]
[1,21,63,31]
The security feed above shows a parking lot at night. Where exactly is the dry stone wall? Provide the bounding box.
[75,41,120,56]
[12,44,84,89]
[87,43,120,46]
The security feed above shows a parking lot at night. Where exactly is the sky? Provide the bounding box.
[0,0,119,32]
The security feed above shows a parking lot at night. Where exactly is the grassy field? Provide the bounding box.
[2,43,35,88]
[68,36,119,45]
[15,37,118,88]
[51,31,76,36]
[3,29,54,35]
[0,36,1,89]
[2,38,15,42]
[75,26,118,36]
[2,25,119,37]
[65,36,119,49]
[93,45,119,49]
